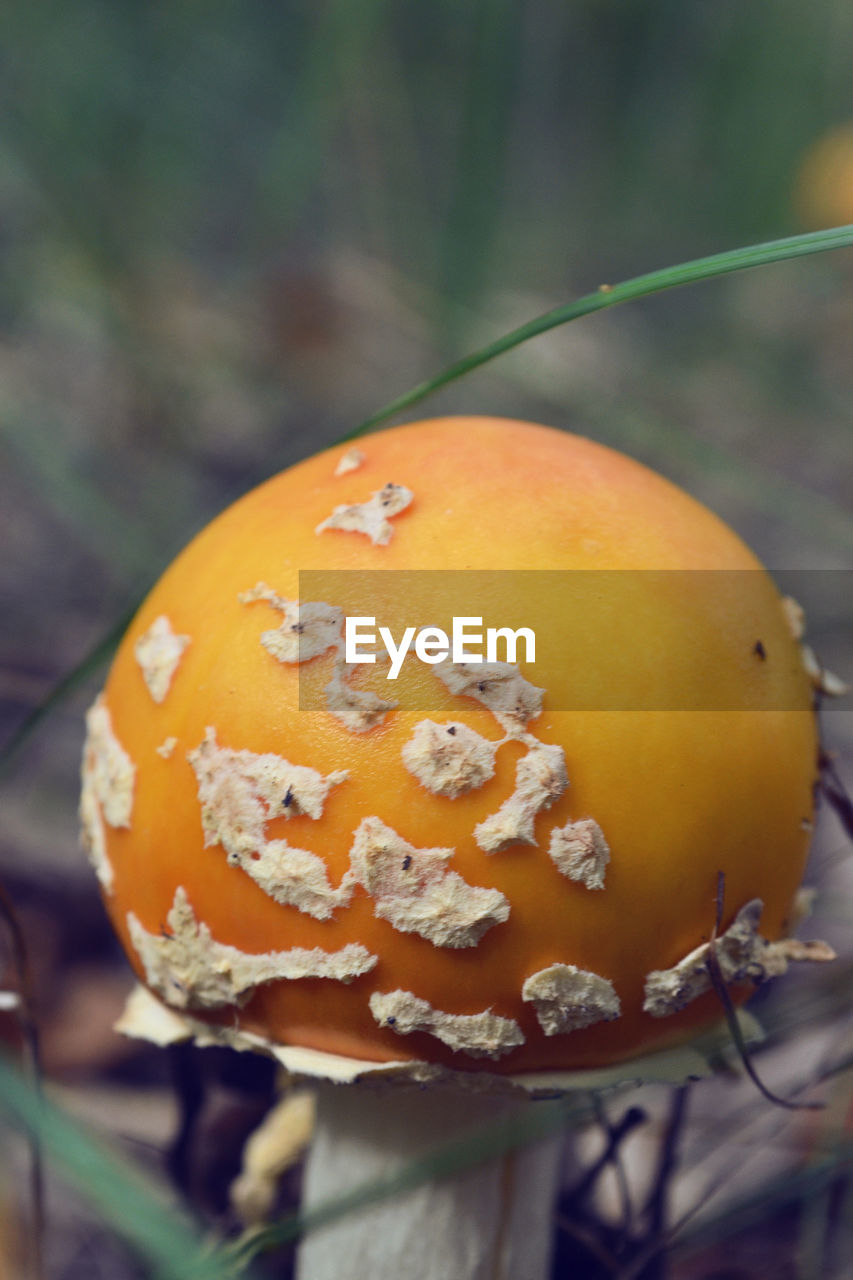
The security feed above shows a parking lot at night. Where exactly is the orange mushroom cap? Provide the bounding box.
[83,417,821,1075]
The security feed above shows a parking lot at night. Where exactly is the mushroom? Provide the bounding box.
[83,417,832,1279]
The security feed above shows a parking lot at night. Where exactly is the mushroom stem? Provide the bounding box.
[296,1082,565,1280]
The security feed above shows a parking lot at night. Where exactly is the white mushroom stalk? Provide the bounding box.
[289,1014,767,1280]
[297,1083,565,1280]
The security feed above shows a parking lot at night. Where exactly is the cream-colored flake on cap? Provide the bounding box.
[475,741,568,853]
[239,840,355,920]
[325,665,397,733]
[548,818,610,890]
[801,645,850,697]
[79,782,110,893]
[80,694,136,892]
[188,727,347,857]
[522,964,620,1035]
[239,583,344,664]
[779,596,848,697]
[781,596,806,642]
[436,660,544,733]
[401,720,498,797]
[82,695,135,828]
[350,817,509,948]
[369,989,524,1059]
[240,582,398,733]
[134,615,191,703]
[316,482,413,546]
[334,447,365,476]
[187,729,353,917]
[128,888,376,1011]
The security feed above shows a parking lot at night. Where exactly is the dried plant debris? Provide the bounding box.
[548,818,610,890]
[436,660,544,732]
[349,817,510,948]
[522,963,621,1035]
[128,888,376,1010]
[643,898,836,1017]
[133,615,191,703]
[315,482,413,546]
[239,584,344,663]
[401,719,498,797]
[475,741,568,853]
[324,665,397,733]
[80,695,136,892]
[230,1091,317,1225]
[790,885,817,929]
[334,447,365,476]
[766,938,837,968]
[369,989,525,1059]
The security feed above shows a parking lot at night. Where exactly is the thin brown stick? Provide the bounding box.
[643,1087,689,1240]
[568,1099,646,1215]
[553,1211,622,1275]
[707,872,823,1113]
[614,1087,689,1280]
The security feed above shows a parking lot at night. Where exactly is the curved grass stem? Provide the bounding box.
[345,224,853,439]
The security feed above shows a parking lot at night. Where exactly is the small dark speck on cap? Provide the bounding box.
[753,640,767,660]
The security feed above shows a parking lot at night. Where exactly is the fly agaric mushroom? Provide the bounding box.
[83,416,834,1280]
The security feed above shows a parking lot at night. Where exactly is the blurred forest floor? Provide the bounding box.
[0,3,852,1277]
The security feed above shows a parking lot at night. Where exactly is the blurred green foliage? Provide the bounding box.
[1,0,851,316]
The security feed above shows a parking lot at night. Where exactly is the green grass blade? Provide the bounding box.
[345,223,853,438]
[0,1053,238,1280]
[0,601,140,780]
